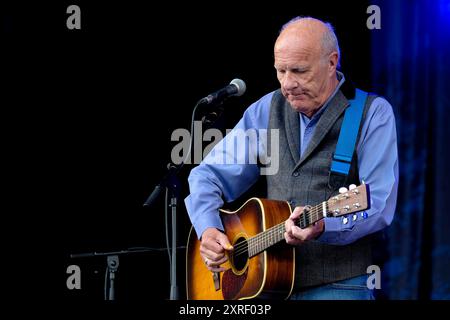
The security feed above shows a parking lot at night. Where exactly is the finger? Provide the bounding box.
[216,233,234,251]
[285,217,295,233]
[200,247,226,262]
[203,255,228,272]
[290,225,308,241]
[290,206,304,219]
[284,231,303,246]
[202,231,233,253]
[207,255,228,267]
[284,231,294,243]
[202,237,226,253]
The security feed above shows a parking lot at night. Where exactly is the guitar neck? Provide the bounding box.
[247,201,327,258]
[246,184,369,258]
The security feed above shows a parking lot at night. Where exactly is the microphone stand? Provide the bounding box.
[143,97,225,300]
[143,164,181,300]
[106,255,119,300]
[70,248,159,300]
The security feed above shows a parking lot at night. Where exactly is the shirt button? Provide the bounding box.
[352,214,357,221]
[293,171,299,177]
[342,217,349,225]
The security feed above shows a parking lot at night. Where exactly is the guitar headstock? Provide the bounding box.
[326,184,370,217]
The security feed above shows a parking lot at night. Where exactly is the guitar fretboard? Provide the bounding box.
[247,201,328,257]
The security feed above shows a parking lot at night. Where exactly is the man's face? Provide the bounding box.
[274,34,335,117]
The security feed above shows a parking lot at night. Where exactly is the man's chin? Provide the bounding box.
[289,100,309,112]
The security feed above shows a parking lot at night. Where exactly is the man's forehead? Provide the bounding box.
[274,49,314,64]
[273,61,309,70]
[275,35,320,57]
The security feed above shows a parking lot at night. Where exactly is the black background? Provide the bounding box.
[3,0,372,302]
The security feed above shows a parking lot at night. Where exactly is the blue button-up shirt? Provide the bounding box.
[185,72,398,245]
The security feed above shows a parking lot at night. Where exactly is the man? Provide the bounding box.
[185,17,398,299]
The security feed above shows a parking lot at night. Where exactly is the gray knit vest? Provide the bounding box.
[266,88,377,288]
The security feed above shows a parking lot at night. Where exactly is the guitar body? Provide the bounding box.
[186,184,371,300]
[186,198,295,300]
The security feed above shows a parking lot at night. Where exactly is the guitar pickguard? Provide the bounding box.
[222,267,248,300]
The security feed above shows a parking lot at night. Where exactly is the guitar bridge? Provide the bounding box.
[212,272,220,291]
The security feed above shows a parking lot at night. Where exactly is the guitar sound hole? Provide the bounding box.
[231,237,248,272]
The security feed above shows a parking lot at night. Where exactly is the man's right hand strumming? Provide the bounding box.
[199,228,234,272]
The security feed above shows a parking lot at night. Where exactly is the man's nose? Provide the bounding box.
[282,72,298,90]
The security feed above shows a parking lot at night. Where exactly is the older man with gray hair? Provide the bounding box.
[185,16,398,300]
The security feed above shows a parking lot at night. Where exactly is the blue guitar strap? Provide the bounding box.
[330,88,368,177]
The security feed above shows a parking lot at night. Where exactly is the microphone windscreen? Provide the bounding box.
[230,78,246,96]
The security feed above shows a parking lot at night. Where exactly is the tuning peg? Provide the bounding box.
[349,184,357,190]
[339,187,348,194]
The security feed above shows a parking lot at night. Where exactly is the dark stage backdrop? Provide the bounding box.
[371,0,450,299]
[3,0,448,301]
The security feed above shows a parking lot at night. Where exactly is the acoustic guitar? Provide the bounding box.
[186,184,370,300]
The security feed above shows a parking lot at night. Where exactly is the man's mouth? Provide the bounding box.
[289,93,307,99]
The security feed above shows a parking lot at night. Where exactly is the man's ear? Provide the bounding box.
[328,51,339,73]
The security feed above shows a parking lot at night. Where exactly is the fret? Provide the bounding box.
[278,224,283,242]
[247,200,331,258]
[249,224,282,257]
[255,236,258,254]
[263,232,266,249]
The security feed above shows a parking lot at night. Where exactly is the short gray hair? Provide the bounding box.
[281,16,341,68]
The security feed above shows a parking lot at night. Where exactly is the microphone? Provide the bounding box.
[201,78,246,104]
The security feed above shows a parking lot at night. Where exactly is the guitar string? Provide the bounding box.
[230,192,361,257]
[232,196,360,258]
[230,205,324,257]
[230,204,325,258]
